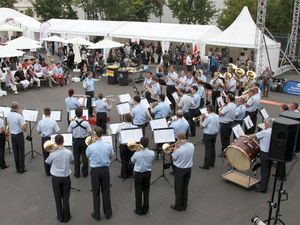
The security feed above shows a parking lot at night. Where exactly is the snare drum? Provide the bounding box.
[225,135,260,171]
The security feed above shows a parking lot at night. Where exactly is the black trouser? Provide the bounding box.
[203,134,217,168]
[245,110,258,134]
[260,152,273,192]
[41,136,51,175]
[73,138,88,177]
[173,166,191,210]
[85,91,94,117]
[134,171,151,214]
[220,122,232,153]
[119,144,134,179]
[91,167,112,220]
[188,108,200,137]
[211,90,220,111]
[167,85,176,111]
[0,134,7,168]
[96,112,107,134]
[11,133,25,173]
[52,176,71,222]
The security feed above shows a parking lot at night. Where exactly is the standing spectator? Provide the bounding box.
[261,66,273,97]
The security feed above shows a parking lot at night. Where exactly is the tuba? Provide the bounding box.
[85,132,97,146]
[246,70,256,81]
[127,140,144,151]
[43,140,59,153]
[235,68,245,80]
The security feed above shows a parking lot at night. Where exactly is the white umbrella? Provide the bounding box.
[87,39,124,49]
[4,36,42,49]
[65,37,93,46]
[0,45,25,58]
[0,24,23,32]
[42,35,65,42]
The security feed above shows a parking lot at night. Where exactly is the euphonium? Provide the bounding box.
[85,132,97,146]
[127,140,144,151]
[162,140,186,154]
[43,140,59,153]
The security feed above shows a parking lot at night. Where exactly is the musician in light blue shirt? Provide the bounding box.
[188,86,201,137]
[131,137,155,215]
[170,110,189,138]
[235,97,246,125]
[245,88,261,134]
[65,88,82,124]
[37,108,60,176]
[196,80,205,108]
[151,94,171,119]
[45,134,73,223]
[86,127,113,220]
[131,95,151,135]
[200,104,219,169]
[94,92,112,134]
[83,71,98,117]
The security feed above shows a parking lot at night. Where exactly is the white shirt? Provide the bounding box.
[256,128,272,153]
[37,117,60,137]
[220,102,236,123]
[186,55,192,66]
[202,113,220,135]
[166,71,178,85]
[172,142,194,168]
[178,94,195,113]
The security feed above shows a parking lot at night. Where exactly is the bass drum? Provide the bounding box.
[225,135,260,171]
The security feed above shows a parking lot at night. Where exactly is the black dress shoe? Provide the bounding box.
[169,171,174,176]
[170,205,184,211]
[199,165,209,170]
[1,165,9,169]
[254,187,267,193]
[134,210,144,215]
[19,169,27,174]
[217,153,224,157]
[91,213,100,221]
[63,215,71,223]
[73,174,80,178]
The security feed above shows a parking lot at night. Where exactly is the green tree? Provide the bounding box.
[0,0,16,8]
[168,0,217,24]
[24,8,34,17]
[34,0,78,21]
[218,0,293,33]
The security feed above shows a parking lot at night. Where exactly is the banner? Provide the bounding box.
[283,80,300,96]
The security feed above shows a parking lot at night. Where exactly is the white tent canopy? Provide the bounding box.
[42,35,65,42]
[65,37,93,46]
[0,45,25,58]
[0,24,23,32]
[88,39,124,49]
[4,36,42,49]
[206,6,280,71]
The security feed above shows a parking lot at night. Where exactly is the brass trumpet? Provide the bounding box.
[43,140,59,153]
[85,132,97,146]
[127,140,144,151]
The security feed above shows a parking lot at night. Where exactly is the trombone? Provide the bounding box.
[127,140,144,151]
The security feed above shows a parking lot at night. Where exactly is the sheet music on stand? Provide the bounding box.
[42,110,62,122]
[22,109,39,122]
[120,128,143,144]
[76,97,87,107]
[259,108,269,120]
[150,118,168,131]
[172,92,179,102]
[216,97,225,107]
[116,102,131,115]
[0,106,11,117]
[102,135,113,147]
[232,124,245,138]
[69,109,89,121]
[51,133,73,146]
[153,128,175,144]
[165,96,172,105]
[92,97,96,107]
[244,115,254,130]
[141,98,150,108]
[109,123,124,135]
[119,93,132,103]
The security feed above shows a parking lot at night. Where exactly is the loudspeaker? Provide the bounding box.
[269,117,299,162]
[280,111,300,152]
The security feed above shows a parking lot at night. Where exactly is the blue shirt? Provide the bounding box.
[95,99,110,113]
[246,94,260,112]
[65,96,81,112]
[131,103,149,125]
[197,85,205,98]
[151,82,161,98]
[202,113,220,135]
[220,102,236,123]
[192,92,201,108]
[45,147,74,177]
[199,74,207,83]
[68,118,92,138]
[53,66,63,75]
[7,111,26,134]
[235,105,246,121]
[170,118,189,136]
[256,128,272,153]
[37,117,60,137]
[153,102,171,119]
[172,142,194,168]
[86,139,114,167]
[84,78,97,92]
[131,148,155,172]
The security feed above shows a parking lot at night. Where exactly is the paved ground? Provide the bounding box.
[0,71,299,225]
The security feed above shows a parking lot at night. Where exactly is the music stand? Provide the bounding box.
[42,110,62,122]
[116,102,131,122]
[23,109,41,159]
[69,109,89,121]
[51,133,80,192]
[0,106,12,153]
[120,127,143,191]
[151,128,175,188]
[109,123,124,163]
[259,107,269,122]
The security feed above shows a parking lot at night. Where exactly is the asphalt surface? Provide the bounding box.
[0,70,299,225]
